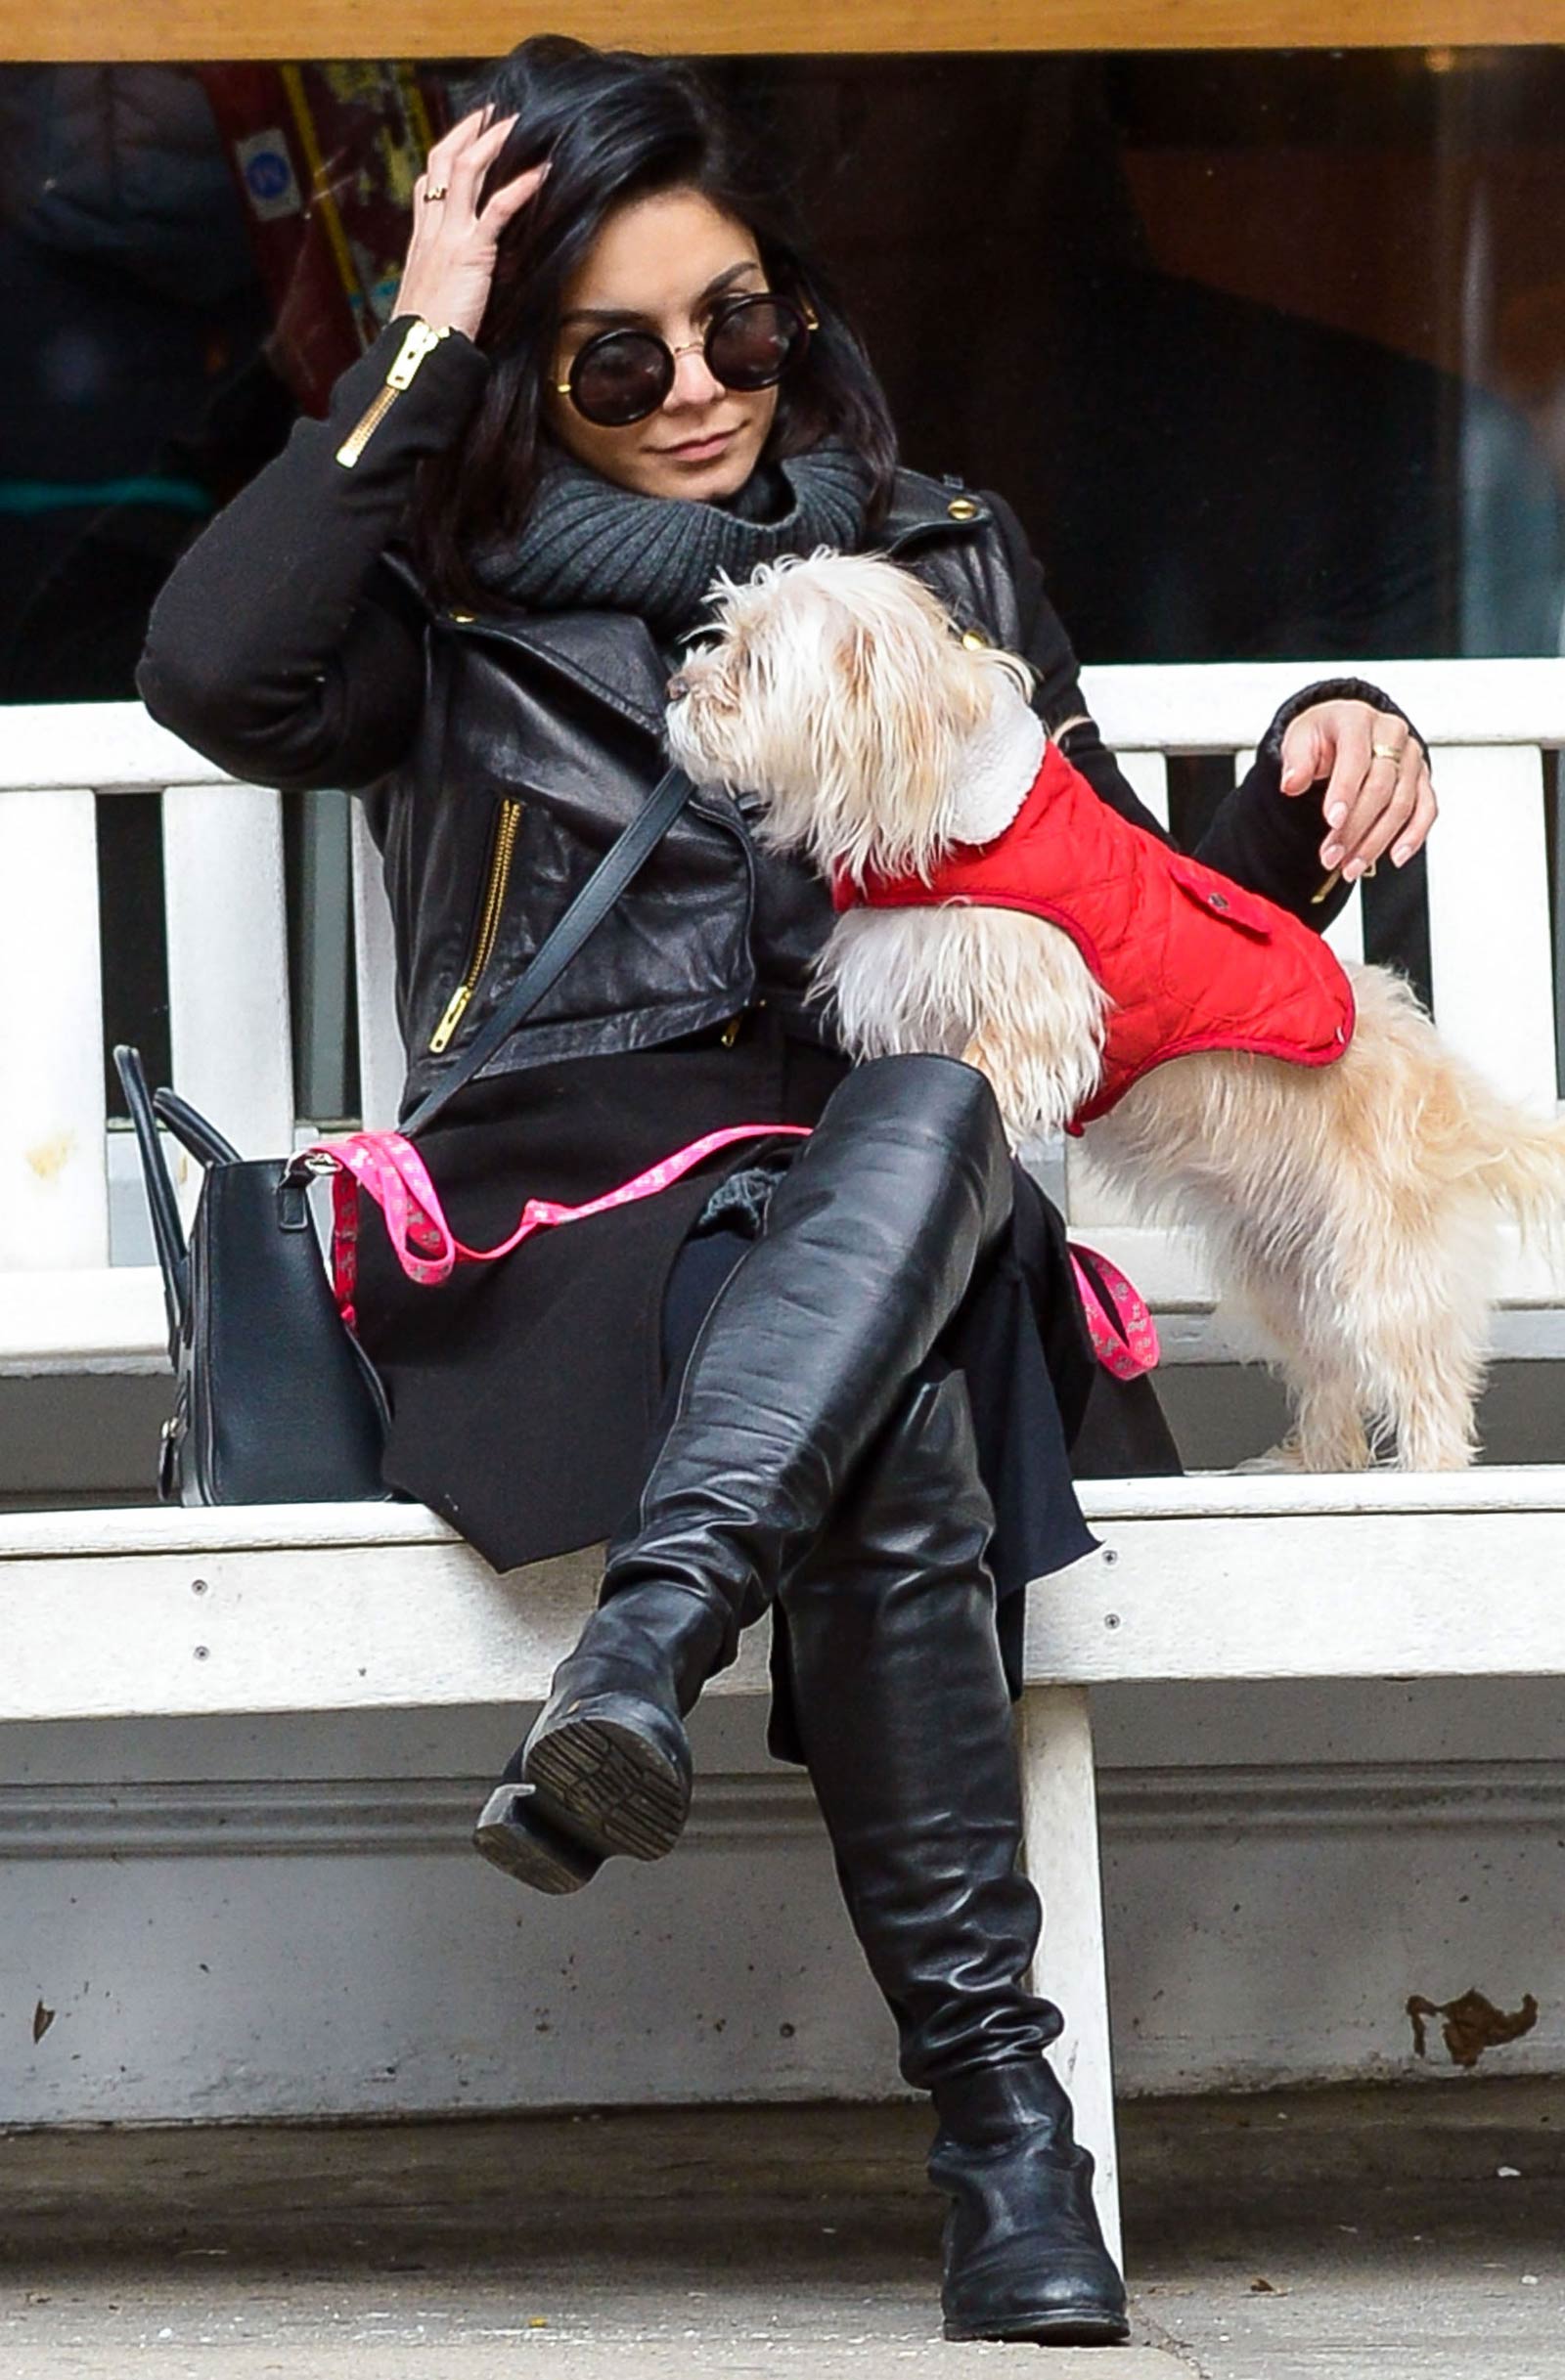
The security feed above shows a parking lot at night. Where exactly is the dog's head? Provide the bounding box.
[664,550,1034,884]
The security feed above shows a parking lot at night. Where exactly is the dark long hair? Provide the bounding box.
[407,37,899,611]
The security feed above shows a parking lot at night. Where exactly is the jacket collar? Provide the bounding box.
[874,469,992,555]
[380,545,670,735]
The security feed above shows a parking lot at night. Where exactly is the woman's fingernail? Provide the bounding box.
[1343,858,1364,882]
[1391,842,1411,866]
[1326,802,1348,828]
[1320,843,1343,866]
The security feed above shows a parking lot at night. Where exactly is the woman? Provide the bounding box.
[137,36,1436,2346]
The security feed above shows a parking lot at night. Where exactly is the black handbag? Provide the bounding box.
[118,765,697,1506]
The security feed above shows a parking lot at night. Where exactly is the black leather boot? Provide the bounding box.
[472,1055,1012,1895]
[930,2064,1127,2345]
[472,1584,727,1894]
[778,1367,1129,2346]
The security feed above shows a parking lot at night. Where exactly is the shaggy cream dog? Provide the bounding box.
[665,550,1565,1474]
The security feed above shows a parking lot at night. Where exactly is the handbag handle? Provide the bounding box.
[399,763,697,1137]
[153,1086,243,1168]
[112,1044,189,1363]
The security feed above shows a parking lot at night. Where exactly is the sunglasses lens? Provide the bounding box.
[707,297,810,391]
[569,331,672,426]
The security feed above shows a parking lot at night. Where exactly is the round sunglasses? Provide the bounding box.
[553,290,818,429]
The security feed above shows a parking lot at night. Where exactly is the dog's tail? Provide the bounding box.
[1475,1113,1565,1253]
[1345,966,1565,1257]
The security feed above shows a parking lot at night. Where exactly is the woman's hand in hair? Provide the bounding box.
[393,106,548,342]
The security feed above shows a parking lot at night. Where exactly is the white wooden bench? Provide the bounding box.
[6,667,1565,2266]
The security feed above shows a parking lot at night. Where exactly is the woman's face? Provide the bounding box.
[545,187,780,503]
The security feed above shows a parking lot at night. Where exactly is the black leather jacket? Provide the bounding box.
[368,468,1165,1114]
[139,313,1404,1121]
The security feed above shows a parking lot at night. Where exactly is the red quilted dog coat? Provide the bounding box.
[833,739,1357,1129]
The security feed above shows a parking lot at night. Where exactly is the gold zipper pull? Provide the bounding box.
[385,317,451,389]
[335,318,453,468]
[429,984,472,1053]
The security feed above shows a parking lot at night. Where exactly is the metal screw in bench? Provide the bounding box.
[191,1578,208,1595]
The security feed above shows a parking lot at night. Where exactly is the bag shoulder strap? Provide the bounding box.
[399,763,697,1139]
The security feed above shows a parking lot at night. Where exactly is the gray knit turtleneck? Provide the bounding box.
[470,441,876,641]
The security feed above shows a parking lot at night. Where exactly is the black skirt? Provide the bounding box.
[350,1009,1180,1748]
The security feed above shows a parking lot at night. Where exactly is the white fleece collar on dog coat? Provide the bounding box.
[947,690,1048,848]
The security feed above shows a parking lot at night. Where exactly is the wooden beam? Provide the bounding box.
[5,0,1562,63]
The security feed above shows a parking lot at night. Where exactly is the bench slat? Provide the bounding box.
[163,784,294,1169]
[1082,657,1565,753]
[6,1471,1565,1721]
[5,1466,1561,1555]
[1425,745,1558,1116]
[1115,749,1168,828]
[4,1510,1563,1720]
[0,703,242,794]
[8,670,1556,794]
[350,801,406,1129]
[0,1266,164,1372]
[0,1535,755,1724]
[0,789,109,1269]
[1026,1506,1565,1683]
[1323,883,1364,965]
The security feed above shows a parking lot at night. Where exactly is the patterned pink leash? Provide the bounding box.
[294,1125,1159,1378]
[1068,1242,1161,1380]
[292,1124,809,1329]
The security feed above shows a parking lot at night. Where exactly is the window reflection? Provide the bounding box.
[4,48,1563,700]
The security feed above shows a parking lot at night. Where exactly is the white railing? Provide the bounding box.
[4,665,1564,1372]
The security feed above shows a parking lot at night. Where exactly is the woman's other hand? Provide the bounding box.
[392,106,548,342]
[1279,698,1438,882]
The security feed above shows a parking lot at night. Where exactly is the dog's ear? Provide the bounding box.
[812,568,994,883]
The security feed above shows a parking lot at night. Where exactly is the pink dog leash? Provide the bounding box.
[296,1125,1160,1380]
[294,1124,810,1327]
[1068,1242,1161,1380]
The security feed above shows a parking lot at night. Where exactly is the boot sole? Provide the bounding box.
[944,2310,1131,2346]
[523,1711,690,1864]
[471,1784,604,1895]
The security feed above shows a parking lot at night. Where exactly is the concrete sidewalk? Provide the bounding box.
[4,2082,1563,2377]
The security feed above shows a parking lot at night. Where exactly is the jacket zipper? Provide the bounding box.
[335,318,451,469]
[429,798,523,1051]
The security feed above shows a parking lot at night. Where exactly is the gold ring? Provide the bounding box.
[424,183,449,200]
[1370,740,1404,762]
